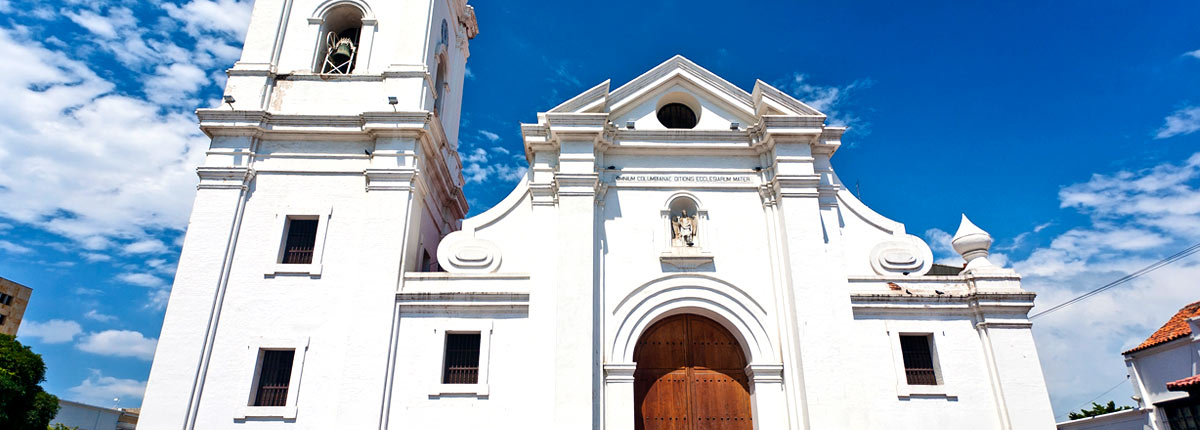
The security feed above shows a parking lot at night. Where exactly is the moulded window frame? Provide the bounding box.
[429,320,492,398]
[886,323,956,399]
[266,205,332,277]
[235,337,310,420]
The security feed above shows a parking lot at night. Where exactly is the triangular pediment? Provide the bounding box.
[545,55,826,131]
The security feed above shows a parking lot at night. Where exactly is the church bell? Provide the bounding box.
[330,37,355,64]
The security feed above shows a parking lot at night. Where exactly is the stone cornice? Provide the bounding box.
[364,168,418,192]
[554,173,600,197]
[196,166,255,190]
[395,292,528,314]
[197,109,434,139]
[850,291,1037,318]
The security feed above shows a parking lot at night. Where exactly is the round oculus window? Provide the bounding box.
[657,103,698,129]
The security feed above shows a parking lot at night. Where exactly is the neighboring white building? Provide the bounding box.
[138,0,1059,428]
[1060,301,1200,430]
[51,399,138,430]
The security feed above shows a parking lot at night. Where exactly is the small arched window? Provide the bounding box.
[440,19,450,46]
[317,5,363,74]
[433,56,448,116]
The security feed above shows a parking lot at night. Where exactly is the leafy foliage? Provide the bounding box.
[1068,400,1134,420]
[0,334,60,430]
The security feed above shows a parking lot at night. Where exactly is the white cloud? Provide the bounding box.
[123,239,169,255]
[62,7,135,40]
[458,147,528,184]
[465,66,475,79]
[67,369,147,407]
[777,73,873,130]
[1156,106,1200,139]
[1014,152,1200,417]
[479,130,501,142]
[0,27,209,247]
[0,239,32,254]
[1185,49,1200,60]
[18,319,83,343]
[144,62,210,105]
[84,309,117,323]
[77,330,158,360]
[923,228,962,265]
[82,252,112,262]
[162,0,254,40]
[118,272,166,288]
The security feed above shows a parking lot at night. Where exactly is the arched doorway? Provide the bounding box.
[633,314,752,429]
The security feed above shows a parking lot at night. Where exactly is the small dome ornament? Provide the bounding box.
[951,214,994,270]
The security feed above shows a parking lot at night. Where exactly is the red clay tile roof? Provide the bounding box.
[1124,300,1200,355]
[1167,375,1200,392]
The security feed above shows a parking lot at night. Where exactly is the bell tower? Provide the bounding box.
[139,1,478,429]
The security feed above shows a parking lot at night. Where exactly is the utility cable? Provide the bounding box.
[1030,241,1200,320]
[1054,375,1131,421]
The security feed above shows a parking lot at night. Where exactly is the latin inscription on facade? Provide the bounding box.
[614,174,754,184]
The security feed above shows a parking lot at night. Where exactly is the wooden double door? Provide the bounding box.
[633,314,752,430]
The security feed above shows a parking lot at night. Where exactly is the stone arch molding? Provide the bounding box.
[310,0,376,22]
[611,274,775,365]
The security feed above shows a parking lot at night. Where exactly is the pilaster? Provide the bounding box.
[603,363,637,430]
[547,115,604,429]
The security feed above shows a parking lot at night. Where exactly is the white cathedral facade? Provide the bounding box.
[139,0,1058,428]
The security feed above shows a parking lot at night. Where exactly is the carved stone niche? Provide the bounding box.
[659,192,714,269]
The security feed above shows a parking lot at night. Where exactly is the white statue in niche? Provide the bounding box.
[671,209,699,247]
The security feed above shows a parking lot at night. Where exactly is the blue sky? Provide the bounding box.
[1,0,1198,419]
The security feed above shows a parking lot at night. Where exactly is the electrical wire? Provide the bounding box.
[1054,376,1131,421]
[1030,241,1200,320]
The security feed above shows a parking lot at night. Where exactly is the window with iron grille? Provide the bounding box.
[281,219,318,264]
[253,349,295,407]
[899,334,938,385]
[1164,397,1200,430]
[0,314,6,326]
[0,293,11,306]
[442,333,481,384]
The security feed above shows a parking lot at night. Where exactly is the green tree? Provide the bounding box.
[1068,400,1133,420]
[0,334,60,429]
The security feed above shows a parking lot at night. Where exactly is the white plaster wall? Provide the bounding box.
[838,316,1003,429]
[386,314,551,428]
[1130,340,1199,405]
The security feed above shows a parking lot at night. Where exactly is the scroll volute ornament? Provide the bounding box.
[437,230,502,273]
[869,234,934,276]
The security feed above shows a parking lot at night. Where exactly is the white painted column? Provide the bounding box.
[553,136,601,429]
[604,363,637,430]
[747,364,788,430]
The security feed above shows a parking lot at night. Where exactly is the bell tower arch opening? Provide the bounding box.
[315,5,364,74]
[633,313,753,430]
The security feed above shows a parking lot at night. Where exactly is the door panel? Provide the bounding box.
[635,369,691,430]
[633,314,753,430]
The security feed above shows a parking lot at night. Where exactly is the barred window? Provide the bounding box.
[282,219,318,264]
[442,333,481,384]
[0,293,12,306]
[900,335,937,385]
[253,349,295,407]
